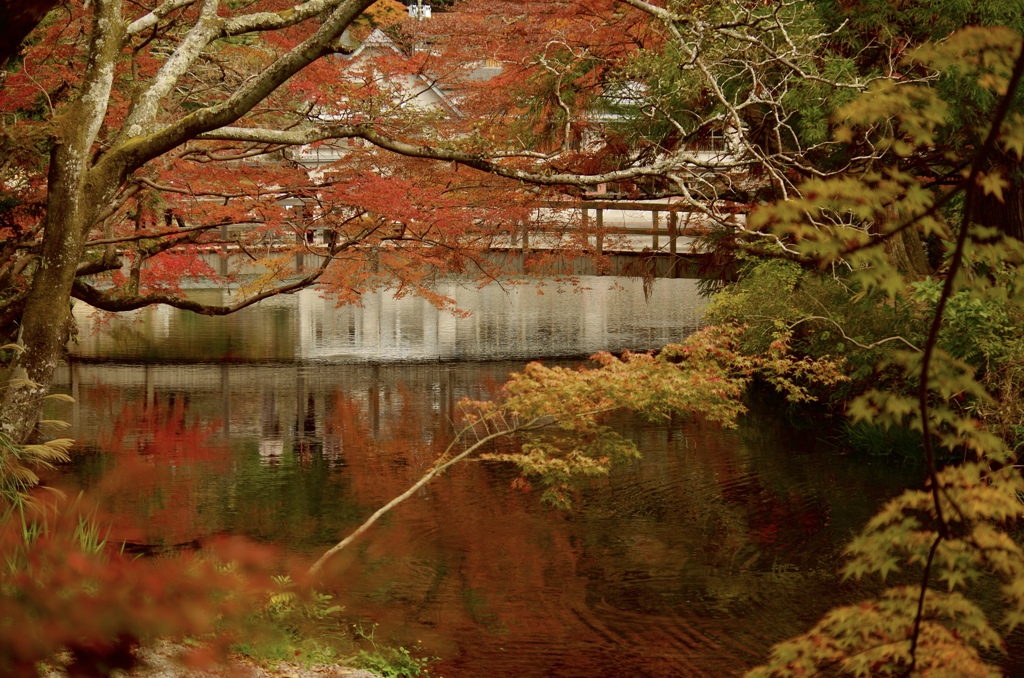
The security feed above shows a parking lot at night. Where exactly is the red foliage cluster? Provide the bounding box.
[0,0,675,372]
[0,494,281,677]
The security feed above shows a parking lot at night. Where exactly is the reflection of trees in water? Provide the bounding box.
[303,391,317,436]
[54,361,524,546]
[259,389,283,463]
[57,386,230,546]
[51,360,917,677]
[558,417,878,675]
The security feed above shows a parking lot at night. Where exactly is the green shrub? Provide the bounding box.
[351,624,436,678]
[703,258,927,407]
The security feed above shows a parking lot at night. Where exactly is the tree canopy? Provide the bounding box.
[5,0,1021,434]
[3,0,1024,673]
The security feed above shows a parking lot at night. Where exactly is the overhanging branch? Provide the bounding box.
[84,223,220,247]
[72,256,329,316]
[198,124,691,187]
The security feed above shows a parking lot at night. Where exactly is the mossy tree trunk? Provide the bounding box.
[0,0,379,441]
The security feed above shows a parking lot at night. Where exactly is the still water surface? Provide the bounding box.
[52,279,926,676]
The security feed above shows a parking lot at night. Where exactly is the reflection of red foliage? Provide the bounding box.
[99,393,225,464]
[706,442,828,551]
[325,391,372,459]
[741,489,827,551]
[82,390,229,545]
[315,384,586,664]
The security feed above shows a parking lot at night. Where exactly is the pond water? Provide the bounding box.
[49,278,936,676]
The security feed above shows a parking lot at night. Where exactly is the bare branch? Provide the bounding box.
[199,124,691,187]
[221,0,346,36]
[71,255,329,315]
[125,0,199,36]
[135,175,251,199]
[788,315,922,352]
[307,416,538,576]
[83,222,220,246]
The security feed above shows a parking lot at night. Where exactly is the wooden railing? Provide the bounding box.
[195,199,744,279]
[517,199,745,255]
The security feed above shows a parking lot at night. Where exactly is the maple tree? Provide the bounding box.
[0,0,577,442]
[1,0,953,441]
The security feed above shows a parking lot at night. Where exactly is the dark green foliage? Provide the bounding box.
[704,258,926,406]
[842,420,927,459]
[744,21,1024,677]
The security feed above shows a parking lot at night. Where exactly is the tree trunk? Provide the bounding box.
[1,147,94,442]
[973,154,1024,242]
[877,204,932,278]
[885,226,932,277]
[0,0,121,442]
